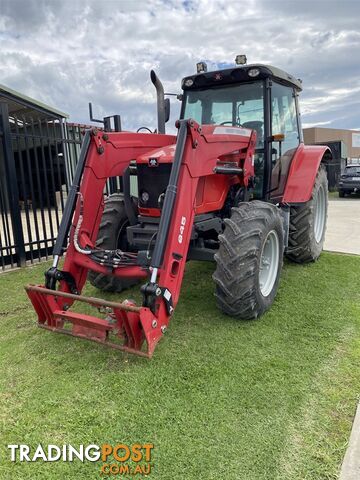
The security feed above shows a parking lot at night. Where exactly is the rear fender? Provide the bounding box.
[282,144,331,203]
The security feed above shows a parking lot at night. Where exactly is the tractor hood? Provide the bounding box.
[136,124,253,166]
[137,143,177,165]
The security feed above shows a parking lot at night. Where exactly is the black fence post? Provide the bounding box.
[0,101,26,267]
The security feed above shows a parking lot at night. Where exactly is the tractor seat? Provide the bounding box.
[242,121,264,147]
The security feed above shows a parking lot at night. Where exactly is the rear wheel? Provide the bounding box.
[339,190,345,198]
[286,165,328,263]
[88,193,138,293]
[213,201,284,319]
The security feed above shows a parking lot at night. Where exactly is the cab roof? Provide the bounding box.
[181,64,303,92]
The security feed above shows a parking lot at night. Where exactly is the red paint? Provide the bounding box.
[282,144,331,203]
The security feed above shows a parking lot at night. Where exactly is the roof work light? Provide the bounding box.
[235,54,247,65]
[196,62,208,73]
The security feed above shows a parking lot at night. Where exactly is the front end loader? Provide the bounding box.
[26,59,331,357]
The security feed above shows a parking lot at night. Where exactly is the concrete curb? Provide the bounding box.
[340,402,360,479]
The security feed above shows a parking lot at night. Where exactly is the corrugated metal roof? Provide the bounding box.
[0,83,69,119]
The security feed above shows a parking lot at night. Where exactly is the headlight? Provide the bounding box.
[184,78,194,87]
[248,68,260,78]
[141,191,150,204]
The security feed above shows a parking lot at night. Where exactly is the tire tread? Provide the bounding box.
[213,201,283,319]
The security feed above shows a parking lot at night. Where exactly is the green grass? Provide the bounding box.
[0,253,360,479]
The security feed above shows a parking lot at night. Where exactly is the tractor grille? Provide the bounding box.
[137,164,171,209]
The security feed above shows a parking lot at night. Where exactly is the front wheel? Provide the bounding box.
[88,193,139,293]
[213,201,284,319]
[286,165,328,263]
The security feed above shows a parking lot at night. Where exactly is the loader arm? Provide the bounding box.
[26,120,256,357]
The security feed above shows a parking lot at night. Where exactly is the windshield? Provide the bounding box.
[182,82,264,146]
[344,166,360,175]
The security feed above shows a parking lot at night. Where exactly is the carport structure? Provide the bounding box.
[0,84,83,269]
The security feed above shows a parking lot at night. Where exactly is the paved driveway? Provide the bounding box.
[324,197,360,255]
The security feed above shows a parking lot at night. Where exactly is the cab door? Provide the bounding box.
[269,82,301,200]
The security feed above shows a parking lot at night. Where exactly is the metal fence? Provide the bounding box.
[0,102,83,270]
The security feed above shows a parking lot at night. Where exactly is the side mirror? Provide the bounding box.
[164,98,170,123]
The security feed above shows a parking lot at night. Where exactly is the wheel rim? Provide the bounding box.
[259,230,280,297]
[314,184,326,243]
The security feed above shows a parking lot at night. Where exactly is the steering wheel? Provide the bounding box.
[137,127,153,133]
[219,121,242,127]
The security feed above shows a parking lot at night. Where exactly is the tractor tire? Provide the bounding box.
[88,193,138,293]
[286,165,328,263]
[339,190,345,198]
[213,201,284,319]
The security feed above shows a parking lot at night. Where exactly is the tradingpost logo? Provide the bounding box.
[7,443,154,476]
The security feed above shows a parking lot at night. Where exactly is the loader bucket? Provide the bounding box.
[25,285,162,358]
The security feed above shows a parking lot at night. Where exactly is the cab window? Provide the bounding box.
[271,83,299,153]
[270,82,300,198]
[182,82,265,198]
[182,82,264,147]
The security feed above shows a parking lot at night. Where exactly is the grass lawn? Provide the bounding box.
[0,252,360,479]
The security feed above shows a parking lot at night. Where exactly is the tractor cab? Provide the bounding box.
[180,62,303,200]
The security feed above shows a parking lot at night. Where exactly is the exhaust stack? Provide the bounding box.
[150,70,166,134]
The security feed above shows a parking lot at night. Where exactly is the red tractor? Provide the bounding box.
[26,58,330,357]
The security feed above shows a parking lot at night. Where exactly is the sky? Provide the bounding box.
[1,0,359,132]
